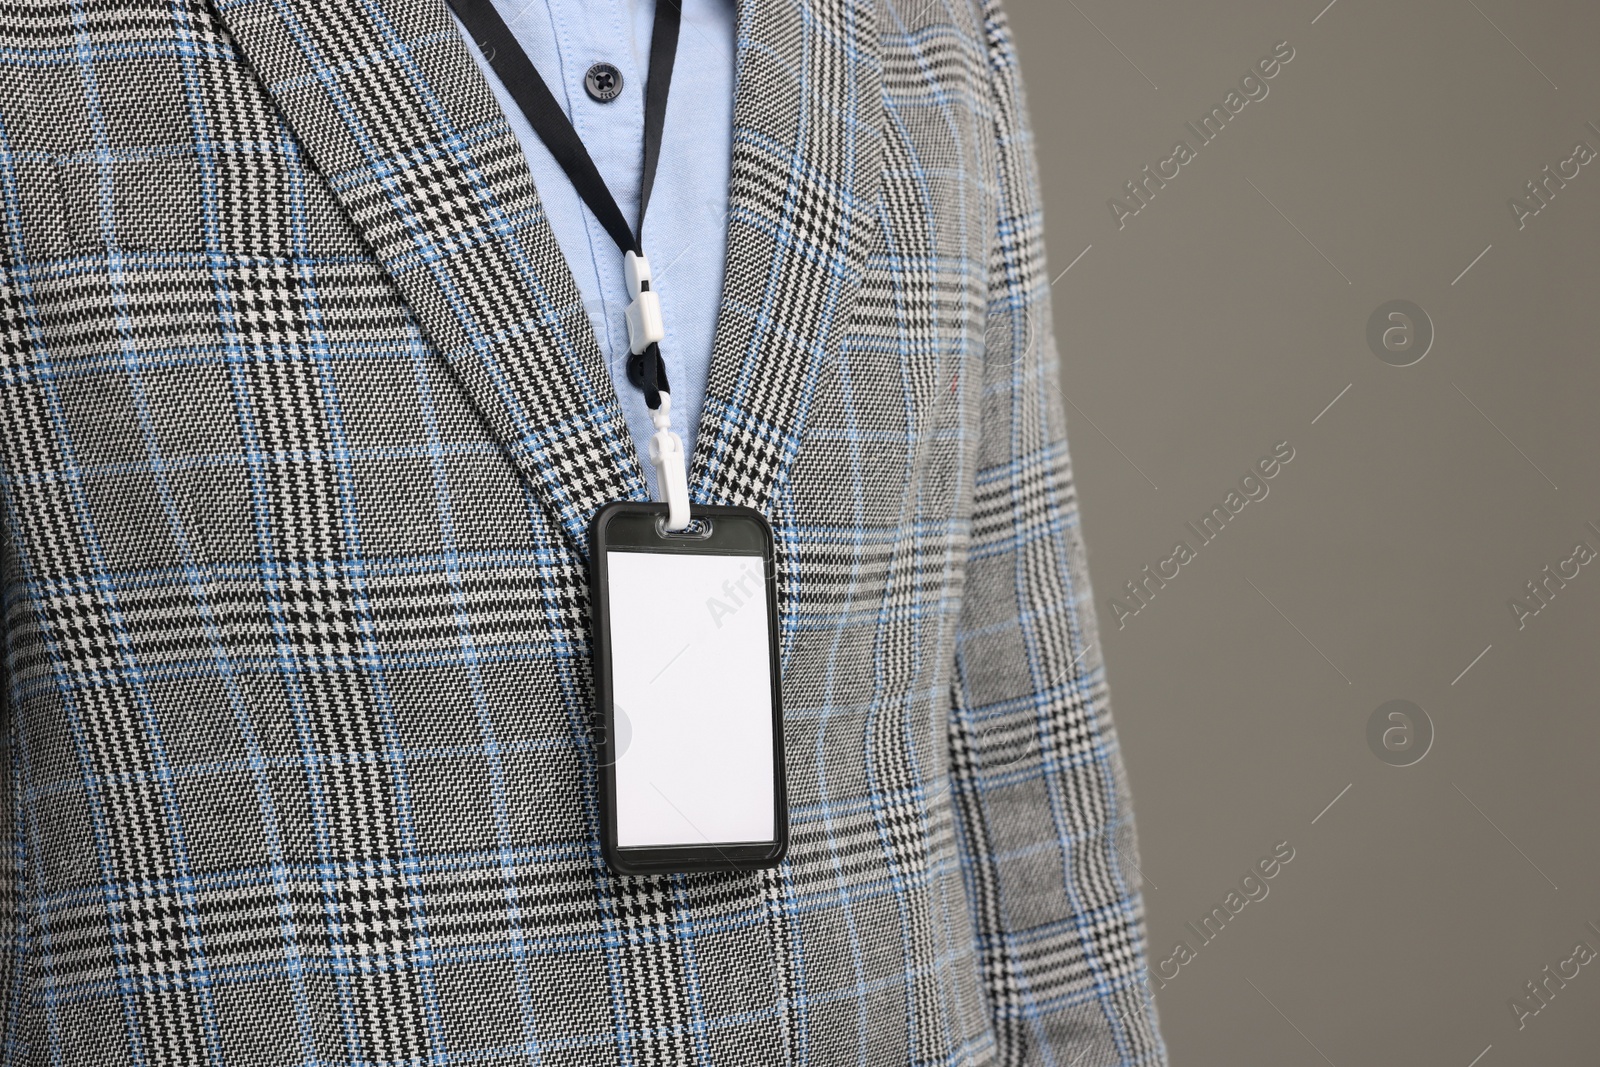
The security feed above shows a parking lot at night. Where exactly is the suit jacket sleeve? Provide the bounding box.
[947,4,1167,1064]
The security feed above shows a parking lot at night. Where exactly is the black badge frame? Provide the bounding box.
[588,502,787,874]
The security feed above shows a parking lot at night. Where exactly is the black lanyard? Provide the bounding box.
[448,0,682,410]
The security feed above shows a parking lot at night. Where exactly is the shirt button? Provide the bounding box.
[584,63,624,103]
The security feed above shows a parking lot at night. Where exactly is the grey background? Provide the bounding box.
[1004,0,1600,1064]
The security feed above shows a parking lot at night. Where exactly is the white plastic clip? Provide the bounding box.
[624,250,665,355]
[648,393,691,531]
[624,251,687,529]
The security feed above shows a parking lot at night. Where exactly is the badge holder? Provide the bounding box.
[589,502,787,874]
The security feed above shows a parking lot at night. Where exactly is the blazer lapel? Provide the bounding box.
[213,0,646,550]
[215,0,886,540]
[691,0,887,511]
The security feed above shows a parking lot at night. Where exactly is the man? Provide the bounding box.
[0,0,1165,1063]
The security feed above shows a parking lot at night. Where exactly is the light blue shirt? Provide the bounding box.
[452,0,736,494]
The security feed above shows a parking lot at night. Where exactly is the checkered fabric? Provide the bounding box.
[0,0,1164,1063]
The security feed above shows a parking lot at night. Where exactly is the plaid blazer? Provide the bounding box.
[0,0,1165,1063]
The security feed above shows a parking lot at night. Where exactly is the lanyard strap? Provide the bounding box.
[448,0,682,409]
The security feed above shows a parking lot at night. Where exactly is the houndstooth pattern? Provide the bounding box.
[0,0,1165,1063]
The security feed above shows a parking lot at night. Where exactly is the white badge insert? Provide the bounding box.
[605,550,775,848]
